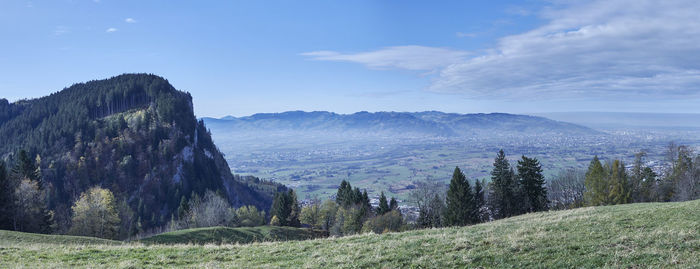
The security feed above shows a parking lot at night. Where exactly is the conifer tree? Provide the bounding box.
[335,180,353,207]
[352,188,363,205]
[517,156,548,212]
[270,191,291,226]
[270,190,300,227]
[584,156,607,205]
[389,197,398,211]
[0,161,12,229]
[377,191,390,215]
[11,150,39,181]
[444,167,474,226]
[488,150,518,219]
[361,190,371,210]
[473,179,485,223]
[608,160,630,205]
[287,189,301,227]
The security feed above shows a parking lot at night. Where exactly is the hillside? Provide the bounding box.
[0,74,282,235]
[203,110,601,138]
[1,200,697,267]
[140,226,328,245]
[0,230,121,246]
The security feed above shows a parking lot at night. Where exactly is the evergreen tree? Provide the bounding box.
[177,196,188,220]
[444,167,475,226]
[0,161,12,229]
[389,197,398,211]
[584,156,608,205]
[488,150,518,219]
[517,156,548,212]
[473,179,485,223]
[270,190,300,227]
[377,191,390,215]
[361,190,371,210]
[270,191,291,226]
[336,180,353,207]
[607,160,630,205]
[352,187,363,205]
[11,150,39,182]
[286,189,301,227]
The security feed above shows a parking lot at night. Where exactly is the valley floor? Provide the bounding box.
[1,200,698,268]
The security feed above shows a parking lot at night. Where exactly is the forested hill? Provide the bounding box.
[203,111,601,138]
[0,74,283,237]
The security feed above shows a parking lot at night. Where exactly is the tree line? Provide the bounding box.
[2,142,698,240]
[412,149,549,229]
[549,143,700,208]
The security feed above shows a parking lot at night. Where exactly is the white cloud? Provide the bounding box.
[430,0,700,99]
[125,18,136,23]
[106,27,118,33]
[305,0,700,100]
[301,46,469,71]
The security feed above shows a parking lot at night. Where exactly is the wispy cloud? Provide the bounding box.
[105,27,118,33]
[306,0,700,100]
[125,18,136,23]
[430,0,700,99]
[301,46,469,71]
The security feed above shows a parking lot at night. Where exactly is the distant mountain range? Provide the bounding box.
[203,111,601,138]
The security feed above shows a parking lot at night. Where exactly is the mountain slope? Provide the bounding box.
[0,74,277,235]
[203,110,601,138]
[1,200,697,267]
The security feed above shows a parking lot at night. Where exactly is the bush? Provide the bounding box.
[362,210,403,234]
[236,205,265,227]
[182,190,236,228]
[69,187,120,239]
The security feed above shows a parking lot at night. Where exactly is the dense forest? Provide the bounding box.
[0,74,284,238]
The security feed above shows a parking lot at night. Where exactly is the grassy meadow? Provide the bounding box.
[0,200,698,268]
[140,226,328,245]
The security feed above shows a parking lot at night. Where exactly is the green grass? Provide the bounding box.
[139,226,328,245]
[0,230,121,246]
[1,200,698,268]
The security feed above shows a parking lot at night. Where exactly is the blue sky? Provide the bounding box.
[2,0,700,117]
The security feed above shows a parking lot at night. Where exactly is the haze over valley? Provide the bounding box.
[205,111,700,202]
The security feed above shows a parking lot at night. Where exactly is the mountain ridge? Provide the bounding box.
[203,110,602,137]
[0,74,281,237]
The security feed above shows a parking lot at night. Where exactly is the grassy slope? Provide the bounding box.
[0,230,121,245]
[0,200,698,268]
[139,226,328,245]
